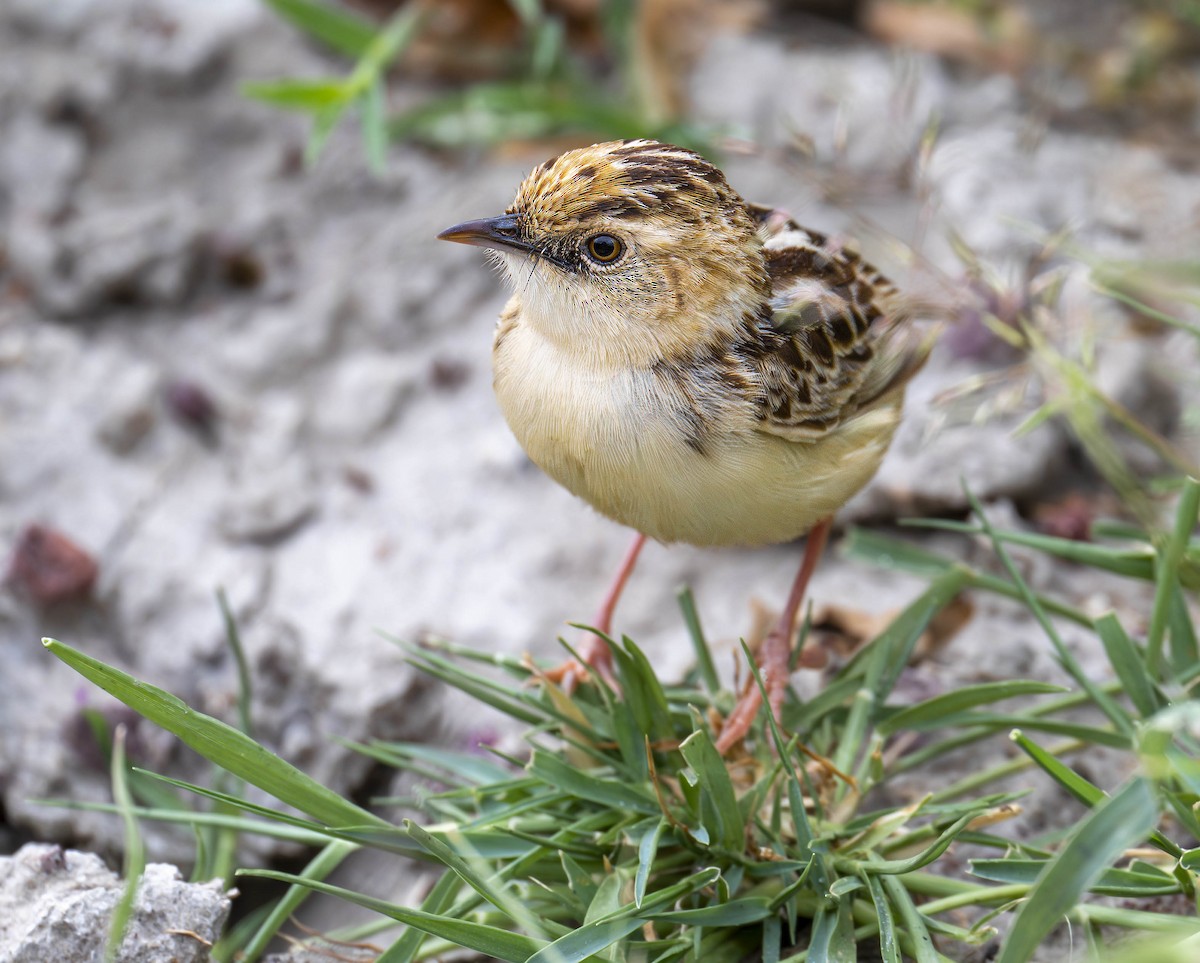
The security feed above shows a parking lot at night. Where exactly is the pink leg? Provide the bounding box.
[716,518,832,754]
[546,532,647,687]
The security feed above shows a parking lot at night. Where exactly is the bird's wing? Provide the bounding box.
[743,204,932,442]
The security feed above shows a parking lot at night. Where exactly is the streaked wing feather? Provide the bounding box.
[744,205,930,442]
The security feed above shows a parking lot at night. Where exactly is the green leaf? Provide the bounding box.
[995,777,1160,963]
[525,868,721,963]
[879,874,940,963]
[43,639,387,831]
[901,518,1157,580]
[527,749,658,814]
[970,859,1179,896]
[241,840,357,963]
[377,869,461,963]
[649,897,773,926]
[241,79,349,111]
[238,870,544,962]
[964,490,1132,735]
[879,681,1067,734]
[1148,478,1200,675]
[679,728,744,851]
[105,727,144,963]
[635,818,667,907]
[402,819,548,940]
[677,586,719,694]
[261,0,377,57]
[1010,730,1104,806]
[362,79,388,173]
[863,872,900,963]
[1094,613,1165,718]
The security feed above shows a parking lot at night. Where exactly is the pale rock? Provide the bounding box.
[0,843,230,963]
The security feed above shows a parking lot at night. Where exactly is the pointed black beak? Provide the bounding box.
[437,214,531,255]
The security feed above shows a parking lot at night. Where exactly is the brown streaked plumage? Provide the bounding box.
[438,138,931,748]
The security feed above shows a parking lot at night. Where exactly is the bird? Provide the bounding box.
[438,138,930,752]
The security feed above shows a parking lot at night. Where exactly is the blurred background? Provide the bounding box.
[1,0,1198,950]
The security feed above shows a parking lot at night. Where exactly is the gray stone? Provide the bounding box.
[0,842,230,963]
[8,197,208,317]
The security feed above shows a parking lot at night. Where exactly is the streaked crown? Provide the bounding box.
[510,139,757,241]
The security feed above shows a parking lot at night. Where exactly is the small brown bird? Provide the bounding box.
[439,139,929,751]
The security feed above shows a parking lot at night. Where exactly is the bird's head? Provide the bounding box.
[438,139,769,367]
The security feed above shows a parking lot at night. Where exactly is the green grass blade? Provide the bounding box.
[1010,730,1103,806]
[402,819,547,940]
[241,840,357,962]
[242,79,349,111]
[900,518,1156,579]
[844,528,1094,628]
[362,79,387,174]
[356,741,515,786]
[105,727,145,963]
[878,682,1067,734]
[834,568,969,778]
[376,868,463,963]
[677,587,720,694]
[636,817,667,907]
[239,869,545,962]
[649,897,773,926]
[525,868,721,963]
[863,873,900,963]
[851,814,975,876]
[995,777,1159,963]
[1148,478,1200,675]
[527,749,658,814]
[34,797,330,845]
[679,728,744,852]
[1167,587,1199,675]
[43,639,388,830]
[964,491,1132,734]
[969,859,1179,896]
[1094,613,1165,717]
[261,0,377,56]
[879,874,940,963]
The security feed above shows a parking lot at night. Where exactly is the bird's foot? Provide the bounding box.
[538,632,617,694]
[715,625,795,754]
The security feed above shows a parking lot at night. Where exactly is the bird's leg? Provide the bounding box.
[544,532,647,688]
[716,518,832,754]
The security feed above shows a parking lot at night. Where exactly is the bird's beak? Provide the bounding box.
[437,214,532,255]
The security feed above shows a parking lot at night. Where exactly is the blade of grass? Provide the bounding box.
[878,681,1067,734]
[679,728,744,852]
[1094,613,1165,717]
[677,587,719,694]
[995,777,1159,963]
[43,639,388,830]
[963,490,1132,735]
[238,869,546,962]
[1147,478,1200,676]
[377,868,462,963]
[261,0,377,56]
[105,726,145,963]
[241,839,358,963]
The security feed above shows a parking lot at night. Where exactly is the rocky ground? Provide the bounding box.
[1,0,1198,958]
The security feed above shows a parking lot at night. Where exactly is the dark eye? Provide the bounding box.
[584,233,624,264]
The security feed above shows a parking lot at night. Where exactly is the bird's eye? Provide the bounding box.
[584,233,624,264]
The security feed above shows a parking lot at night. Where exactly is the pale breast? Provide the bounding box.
[492,316,904,547]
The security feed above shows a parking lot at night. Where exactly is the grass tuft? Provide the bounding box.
[40,479,1200,959]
